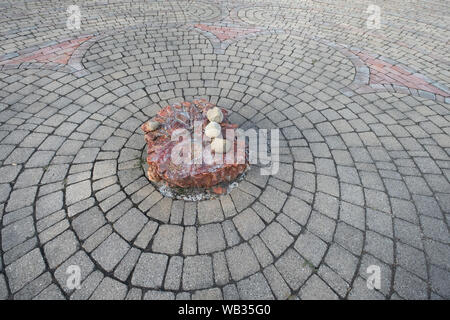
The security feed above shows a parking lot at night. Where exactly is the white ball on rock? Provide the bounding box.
[207,107,224,123]
[204,121,222,138]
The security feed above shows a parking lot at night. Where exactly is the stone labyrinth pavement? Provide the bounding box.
[0,0,449,300]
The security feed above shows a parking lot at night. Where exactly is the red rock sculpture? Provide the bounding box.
[141,99,249,189]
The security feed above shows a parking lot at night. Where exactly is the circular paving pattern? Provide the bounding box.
[0,0,449,300]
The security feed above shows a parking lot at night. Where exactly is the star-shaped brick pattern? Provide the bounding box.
[0,36,93,67]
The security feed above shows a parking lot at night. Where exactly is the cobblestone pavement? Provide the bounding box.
[0,0,449,300]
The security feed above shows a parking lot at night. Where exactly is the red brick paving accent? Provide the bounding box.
[355,51,449,97]
[194,24,261,41]
[0,36,93,66]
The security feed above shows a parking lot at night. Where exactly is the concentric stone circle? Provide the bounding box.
[0,0,449,300]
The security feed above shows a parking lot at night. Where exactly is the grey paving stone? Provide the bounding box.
[365,231,394,264]
[132,253,168,288]
[394,267,428,300]
[397,242,428,279]
[14,168,44,188]
[198,223,226,254]
[424,239,450,271]
[152,224,183,254]
[365,189,391,213]
[222,220,242,247]
[233,208,265,240]
[104,198,131,222]
[93,160,116,180]
[299,274,339,300]
[263,264,291,300]
[170,200,184,224]
[164,256,183,291]
[126,288,142,300]
[65,180,91,206]
[223,284,240,300]
[317,175,339,198]
[317,265,350,298]
[67,197,95,218]
[341,183,365,206]
[275,248,312,290]
[144,290,175,300]
[183,201,197,225]
[4,148,34,165]
[82,224,112,253]
[334,222,364,255]
[413,194,443,219]
[249,236,274,268]
[260,222,294,257]
[237,273,274,300]
[35,191,63,220]
[114,247,141,282]
[391,198,418,223]
[307,210,337,242]
[192,288,223,300]
[230,188,256,213]
[366,208,393,238]
[6,248,46,293]
[294,230,327,267]
[113,208,148,241]
[324,244,358,282]
[251,201,276,223]
[43,230,79,269]
[339,201,365,230]
[57,140,83,155]
[33,284,65,300]
[134,221,158,250]
[210,252,228,286]
[3,235,37,266]
[225,242,259,281]
[91,126,115,141]
[2,216,35,251]
[98,190,126,211]
[282,196,311,226]
[394,218,423,249]
[182,255,213,290]
[0,274,9,300]
[146,196,171,223]
[198,199,224,224]
[5,186,37,212]
[419,215,449,242]
[0,184,11,203]
[90,277,127,300]
[91,233,130,272]
[13,272,52,300]
[259,186,287,212]
[71,207,105,240]
[219,195,238,219]
[182,226,197,256]
[429,265,450,298]
[40,164,69,184]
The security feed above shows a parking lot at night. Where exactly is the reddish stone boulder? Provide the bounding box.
[141,99,249,188]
